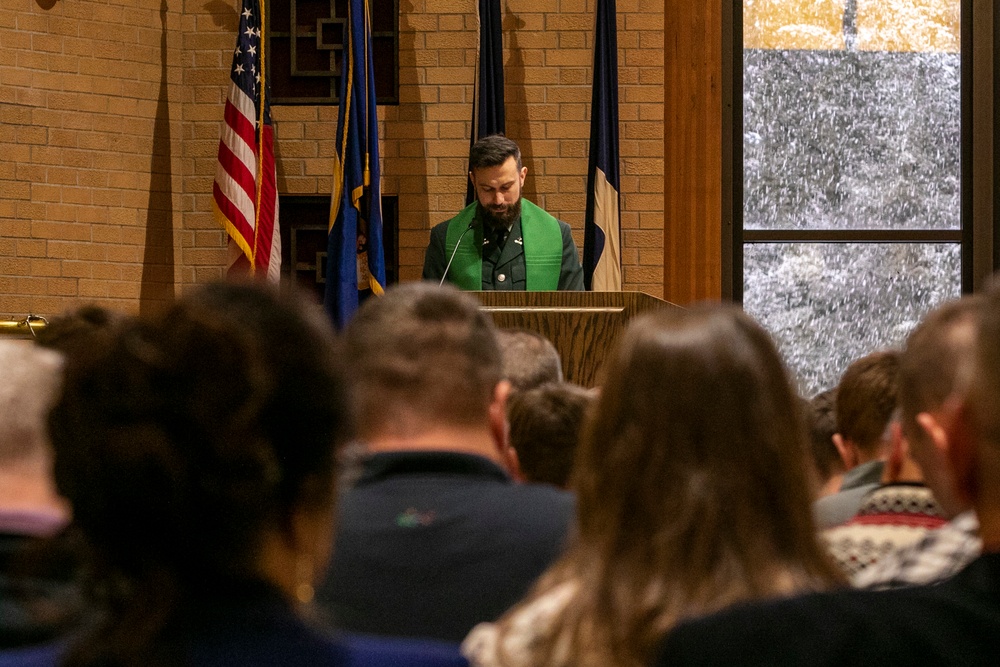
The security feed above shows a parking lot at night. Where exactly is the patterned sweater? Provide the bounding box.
[823,483,947,579]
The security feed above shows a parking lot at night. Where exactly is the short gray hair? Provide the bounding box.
[496,328,562,392]
[0,341,63,462]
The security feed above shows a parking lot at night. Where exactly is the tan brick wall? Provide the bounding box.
[1,0,664,318]
[1,0,187,316]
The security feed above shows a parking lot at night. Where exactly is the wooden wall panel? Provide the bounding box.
[663,0,723,304]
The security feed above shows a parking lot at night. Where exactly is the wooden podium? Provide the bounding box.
[471,291,678,387]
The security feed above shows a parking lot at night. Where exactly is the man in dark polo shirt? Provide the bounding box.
[422,135,584,291]
[315,283,574,643]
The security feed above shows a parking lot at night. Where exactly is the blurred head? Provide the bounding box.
[505,305,839,666]
[897,297,981,516]
[957,283,1000,518]
[0,341,63,466]
[0,341,66,529]
[48,281,351,654]
[835,350,900,464]
[805,389,843,496]
[468,135,526,229]
[496,328,563,393]
[34,305,122,360]
[344,282,504,442]
[508,382,593,488]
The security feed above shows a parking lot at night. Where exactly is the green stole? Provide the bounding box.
[444,199,563,290]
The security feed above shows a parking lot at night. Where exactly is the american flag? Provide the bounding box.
[212,0,280,282]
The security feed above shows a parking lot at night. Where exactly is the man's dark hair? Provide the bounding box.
[35,304,122,360]
[805,389,842,482]
[469,134,522,171]
[496,328,562,393]
[836,350,900,453]
[508,382,593,488]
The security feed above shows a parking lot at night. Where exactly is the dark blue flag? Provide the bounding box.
[466,0,505,205]
[583,0,622,291]
[325,0,386,328]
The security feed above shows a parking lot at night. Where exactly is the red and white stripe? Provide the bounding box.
[213,82,280,281]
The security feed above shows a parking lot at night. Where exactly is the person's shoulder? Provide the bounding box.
[813,483,879,529]
[657,570,1000,667]
[500,480,573,504]
[486,482,575,527]
[430,218,452,237]
[656,589,885,666]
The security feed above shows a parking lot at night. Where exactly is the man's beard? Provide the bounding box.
[478,198,521,231]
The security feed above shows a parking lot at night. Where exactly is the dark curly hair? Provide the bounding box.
[49,281,352,666]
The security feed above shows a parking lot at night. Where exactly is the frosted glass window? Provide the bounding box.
[743,243,961,395]
[740,1,964,396]
[744,48,960,231]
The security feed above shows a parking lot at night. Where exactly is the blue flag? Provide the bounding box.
[466,0,505,206]
[583,0,622,291]
[325,0,386,328]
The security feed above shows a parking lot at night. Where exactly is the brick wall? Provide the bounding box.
[0,0,664,318]
[1,0,185,316]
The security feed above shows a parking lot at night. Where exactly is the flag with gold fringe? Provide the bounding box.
[213,0,280,282]
[325,0,386,328]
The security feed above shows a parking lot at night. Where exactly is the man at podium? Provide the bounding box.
[422,135,585,291]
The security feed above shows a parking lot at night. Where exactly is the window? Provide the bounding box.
[728,0,990,394]
[268,0,399,105]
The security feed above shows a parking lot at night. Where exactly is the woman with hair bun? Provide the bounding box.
[47,282,464,667]
[463,304,843,667]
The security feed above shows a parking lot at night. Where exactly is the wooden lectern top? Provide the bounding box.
[470,291,678,388]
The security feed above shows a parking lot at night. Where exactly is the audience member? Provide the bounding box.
[315,283,574,643]
[654,284,1000,665]
[823,413,948,578]
[33,305,121,359]
[0,342,84,650]
[814,350,900,528]
[850,296,983,589]
[463,305,841,667]
[507,382,593,488]
[496,328,563,393]
[47,282,465,666]
[805,389,844,497]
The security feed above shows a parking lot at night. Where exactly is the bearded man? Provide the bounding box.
[422,135,585,291]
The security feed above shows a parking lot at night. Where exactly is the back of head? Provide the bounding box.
[469,134,522,171]
[899,296,982,427]
[344,282,501,440]
[971,283,1000,450]
[34,305,121,360]
[48,281,351,663]
[0,341,63,465]
[508,382,592,487]
[835,350,900,454]
[496,328,563,392]
[806,389,842,485]
[536,305,837,665]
